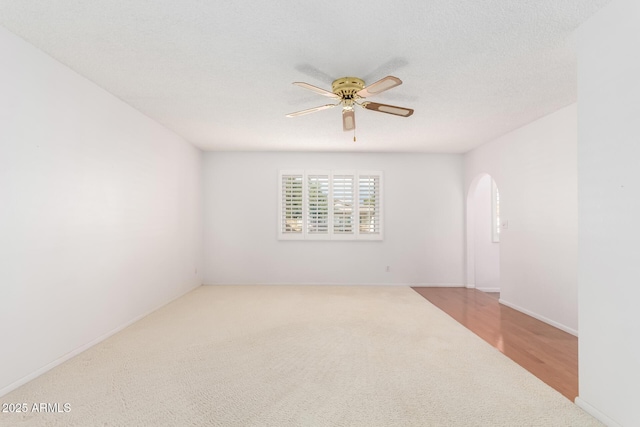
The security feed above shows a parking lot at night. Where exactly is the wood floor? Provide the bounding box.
[412,287,578,401]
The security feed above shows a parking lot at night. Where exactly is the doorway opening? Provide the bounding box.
[466,174,500,294]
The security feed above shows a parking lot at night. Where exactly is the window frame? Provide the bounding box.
[278,169,383,241]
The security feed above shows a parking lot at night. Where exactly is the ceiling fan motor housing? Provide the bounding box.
[332,77,365,108]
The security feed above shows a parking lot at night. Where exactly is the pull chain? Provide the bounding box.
[353,128,356,142]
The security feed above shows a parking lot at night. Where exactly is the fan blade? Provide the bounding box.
[342,109,355,131]
[286,104,337,117]
[361,102,414,117]
[293,82,339,99]
[356,76,402,98]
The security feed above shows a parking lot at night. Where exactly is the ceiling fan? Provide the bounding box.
[286,76,414,133]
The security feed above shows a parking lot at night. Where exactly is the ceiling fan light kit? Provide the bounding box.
[342,109,355,131]
[287,75,414,134]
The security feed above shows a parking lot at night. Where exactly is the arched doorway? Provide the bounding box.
[466,174,500,292]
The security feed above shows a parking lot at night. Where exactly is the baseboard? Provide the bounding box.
[204,282,466,287]
[415,283,466,288]
[575,397,622,427]
[476,287,500,292]
[0,283,200,398]
[498,298,578,337]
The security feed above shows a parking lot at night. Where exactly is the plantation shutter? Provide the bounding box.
[358,173,382,238]
[332,172,355,237]
[306,172,330,237]
[279,171,304,239]
[278,170,382,240]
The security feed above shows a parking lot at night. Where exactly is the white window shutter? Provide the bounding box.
[306,171,330,239]
[278,170,304,240]
[278,169,383,241]
[332,171,356,239]
[357,172,383,240]
[492,180,500,243]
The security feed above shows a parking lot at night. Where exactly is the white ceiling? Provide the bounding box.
[0,1,609,153]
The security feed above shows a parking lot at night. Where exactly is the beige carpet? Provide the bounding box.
[0,286,601,426]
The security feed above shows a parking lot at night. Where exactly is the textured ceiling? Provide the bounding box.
[0,1,609,153]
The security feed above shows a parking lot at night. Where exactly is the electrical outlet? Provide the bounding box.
[386,266,390,272]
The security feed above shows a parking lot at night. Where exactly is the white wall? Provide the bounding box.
[0,27,203,395]
[577,1,640,425]
[204,152,464,285]
[464,104,579,334]
[473,175,500,291]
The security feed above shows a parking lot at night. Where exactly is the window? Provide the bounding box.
[359,174,382,235]
[278,170,383,240]
[281,173,303,234]
[307,173,330,236]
